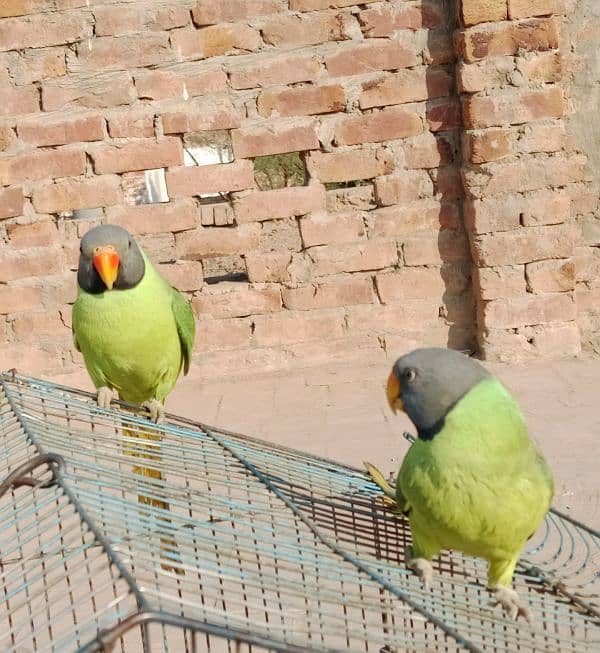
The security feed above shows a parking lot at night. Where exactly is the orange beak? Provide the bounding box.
[92,248,120,290]
[386,370,403,414]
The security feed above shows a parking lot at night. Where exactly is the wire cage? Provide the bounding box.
[0,372,598,653]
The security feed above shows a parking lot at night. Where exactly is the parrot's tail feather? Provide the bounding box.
[364,462,396,498]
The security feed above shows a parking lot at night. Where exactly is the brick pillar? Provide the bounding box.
[456,0,585,360]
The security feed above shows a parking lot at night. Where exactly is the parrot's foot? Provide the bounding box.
[490,586,532,623]
[96,386,114,410]
[142,399,164,423]
[406,547,434,589]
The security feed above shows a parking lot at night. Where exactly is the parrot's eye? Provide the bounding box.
[404,368,416,383]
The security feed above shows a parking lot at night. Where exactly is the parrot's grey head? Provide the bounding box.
[77,224,145,294]
[386,347,491,440]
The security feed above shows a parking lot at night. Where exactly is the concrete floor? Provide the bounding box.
[50,351,600,532]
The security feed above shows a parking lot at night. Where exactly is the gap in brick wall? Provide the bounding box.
[203,255,248,285]
[184,130,234,203]
[122,169,169,205]
[254,152,307,190]
[324,179,372,191]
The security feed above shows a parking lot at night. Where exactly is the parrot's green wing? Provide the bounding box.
[170,286,195,375]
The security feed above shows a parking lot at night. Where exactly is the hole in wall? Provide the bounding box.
[324,179,372,190]
[122,168,169,205]
[203,255,248,285]
[183,130,234,202]
[254,152,307,191]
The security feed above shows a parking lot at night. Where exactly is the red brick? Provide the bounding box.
[0,12,89,51]
[376,268,446,302]
[426,98,461,132]
[32,175,121,213]
[175,223,260,258]
[167,160,254,198]
[0,148,85,185]
[74,33,173,72]
[193,285,281,319]
[0,85,39,117]
[462,87,563,129]
[307,148,394,183]
[6,219,60,248]
[0,283,42,315]
[456,58,510,94]
[425,30,455,65]
[252,308,345,346]
[508,0,563,19]
[234,185,325,223]
[471,224,573,267]
[106,199,197,235]
[89,138,183,175]
[261,13,347,48]
[526,258,574,292]
[9,47,66,85]
[460,0,507,27]
[359,1,444,37]
[367,200,460,237]
[228,53,320,90]
[482,292,576,329]
[257,84,346,118]
[232,119,319,158]
[455,18,559,64]
[404,133,454,168]
[334,107,422,146]
[308,240,397,275]
[17,112,104,146]
[464,129,513,163]
[325,40,419,77]
[374,171,432,206]
[283,277,375,310]
[42,72,135,111]
[403,229,470,265]
[245,251,291,283]
[171,24,262,59]
[158,260,203,292]
[299,211,366,246]
[326,185,376,211]
[359,67,452,109]
[134,70,186,100]
[12,310,67,342]
[293,0,377,9]
[106,110,154,138]
[0,186,24,219]
[474,265,526,300]
[93,4,190,36]
[160,99,243,134]
[518,120,566,153]
[0,245,65,282]
[193,0,284,25]
[431,166,463,200]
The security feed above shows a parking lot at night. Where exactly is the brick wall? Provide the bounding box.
[0,0,593,378]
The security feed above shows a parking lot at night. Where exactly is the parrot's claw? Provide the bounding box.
[406,548,434,590]
[490,586,532,623]
[142,399,164,423]
[96,386,114,410]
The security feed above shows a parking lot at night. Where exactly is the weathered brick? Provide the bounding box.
[0,1,84,19]
[367,201,460,237]
[471,224,573,266]
[508,0,564,20]
[376,268,446,302]
[576,287,600,315]
[455,18,559,64]
[90,138,183,175]
[9,47,66,85]
[308,239,397,275]
[374,171,432,205]
[175,223,260,258]
[0,148,85,185]
[464,128,513,163]
[6,219,60,248]
[346,301,440,333]
[167,160,254,197]
[193,0,284,25]
[482,292,576,329]
[326,185,376,211]
[0,12,89,51]
[460,0,507,27]
[106,110,154,138]
[160,99,243,134]
[257,84,346,118]
[252,308,345,346]
[518,120,566,153]
[426,98,461,132]
[0,343,63,373]
[0,186,24,219]
[73,33,173,72]
[0,124,14,151]
[232,119,319,158]
[261,12,347,48]
[32,175,121,213]
[473,265,526,300]
[42,72,135,111]
[574,246,600,283]
[283,277,375,310]
[135,68,226,100]
[359,67,453,109]
[0,85,39,117]
[403,229,470,265]
[195,315,253,351]
[425,29,455,65]
[234,185,325,223]
[300,211,366,246]
[17,112,104,146]
[193,285,281,319]
[293,0,377,10]
[12,310,67,341]
[0,283,42,315]
[93,4,190,36]
[157,260,203,292]
[0,245,65,282]
[526,258,574,292]
[359,1,444,37]
[245,251,291,283]
[457,57,513,94]
[325,40,419,77]
[516,50,561,84]
[171,24,262,59]
[307,148,394,183]
[106,199,196,235]
[404,133,454,169]
[334,107,422,146]
[228,53,320,89]
[431,166,463,200]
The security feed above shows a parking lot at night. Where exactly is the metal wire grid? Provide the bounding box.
[0,373,598,653]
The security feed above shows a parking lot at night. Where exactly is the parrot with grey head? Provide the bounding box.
[365,347,554,622]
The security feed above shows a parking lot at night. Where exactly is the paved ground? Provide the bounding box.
[50,350,600,531]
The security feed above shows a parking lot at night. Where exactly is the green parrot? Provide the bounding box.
[72,224,195,422]
[365,347,554,622]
